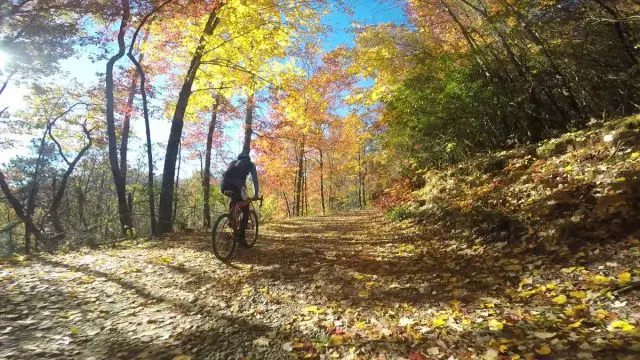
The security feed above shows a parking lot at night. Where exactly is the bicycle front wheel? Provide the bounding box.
[244,210,259,248]
[212,214,236,261]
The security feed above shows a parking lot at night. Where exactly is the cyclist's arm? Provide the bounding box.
[250,163,259,198]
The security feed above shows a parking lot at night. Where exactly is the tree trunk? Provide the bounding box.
[105,0,133,235]
[500,0,583,118]
[283,191,291,218]
[320,149,325,215]
[119,71,138,194]
[293,172,298,216]
[592,0,638,66]
[242,93,254,155]
[361,149,367,208]
[202,96,220,229]
[48,124,92,247]
[127,3,164,237]
[294,138,305,216]
[157,9,221,234]
[357,151,363,209]
[303,157,308,216]
[0,170,45,250]
[173,140,182,225]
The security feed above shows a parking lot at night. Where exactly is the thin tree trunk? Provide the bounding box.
[294,138,305,217]
[361,149,367,208]
[127,2,171,237]
[440,0,492,79]
[105,0,133,235]
[357,151,363,209]
[320,149,325,215]
[119,71,138,195]
[283,191,291,218]
[242,93,254,155]
[303,157,308,216]
[0,170,45,249]
[173,140,182,225]
[293,171,299,216]
[158,9,221,234]
[48,125,92,247]
[203,95,220,229]
[592,0,638,66]
[500,0,583,118]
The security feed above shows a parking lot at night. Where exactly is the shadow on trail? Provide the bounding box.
[223,211,519,307]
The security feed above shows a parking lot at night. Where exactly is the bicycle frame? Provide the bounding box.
[228,197,262,232]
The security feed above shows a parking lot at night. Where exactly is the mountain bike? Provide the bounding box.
[212,195,263,261]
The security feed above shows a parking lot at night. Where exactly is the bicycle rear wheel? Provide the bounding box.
[212,214,236,261]
[244,210,259,248]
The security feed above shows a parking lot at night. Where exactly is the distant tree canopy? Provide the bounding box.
[352,0,640,169]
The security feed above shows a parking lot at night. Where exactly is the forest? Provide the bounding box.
[1,0,639,359]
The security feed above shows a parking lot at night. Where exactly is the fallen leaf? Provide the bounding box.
[172,356,192,360]
[570,291,586,299]
[608,320,636,333]
[536,345,552,355]
[329,334,344,345]
[488,319,504,331]
[532,331,556,339]
[253,336,270,346]
[484,348,499,360]
[617,272,631,286]
[552,295,567,305]
[408,352,426,360]
[567,320,583,329]
[282,342,293,352]
[426,347,440,356]
[399,317,414,327]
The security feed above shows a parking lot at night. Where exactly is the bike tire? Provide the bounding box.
[244,210,259,248]
[212,214,236,261]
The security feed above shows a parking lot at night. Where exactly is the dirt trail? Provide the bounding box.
[1,211,638,359]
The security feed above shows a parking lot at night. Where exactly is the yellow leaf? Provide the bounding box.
[329,334,344,345]
[591,275,611,285]
[172,356,192,360]
[536,345,552,355]
[552,295,567,305]
[499,344,509,353]
[432,316,447,328]
[303,305,323,314]
[70,325,80,335]
[594,309,609,320]
[488,319,504,331]
[568,320,582,329]
[353,274,365,280]
[608,320,636,333]
[358,289,370,298]
[617,272,631,286]
[505,264,522,271]
[570,291,586,299]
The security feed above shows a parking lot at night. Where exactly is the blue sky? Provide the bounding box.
[0,1,408,174]
[323,1,407,50]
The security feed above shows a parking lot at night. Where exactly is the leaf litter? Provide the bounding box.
[0,210,638,359]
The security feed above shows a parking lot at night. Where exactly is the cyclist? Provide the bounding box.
[220,151,260,247]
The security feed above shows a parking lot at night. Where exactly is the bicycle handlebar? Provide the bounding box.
[250,196,264,208]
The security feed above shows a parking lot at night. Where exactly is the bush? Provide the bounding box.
[387,205,419,221]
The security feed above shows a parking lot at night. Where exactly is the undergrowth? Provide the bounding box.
[384,115,640,251]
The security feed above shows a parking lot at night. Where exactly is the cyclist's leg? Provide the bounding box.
[238,187,250,241]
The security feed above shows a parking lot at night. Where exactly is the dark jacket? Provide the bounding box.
[221,158,259,196]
